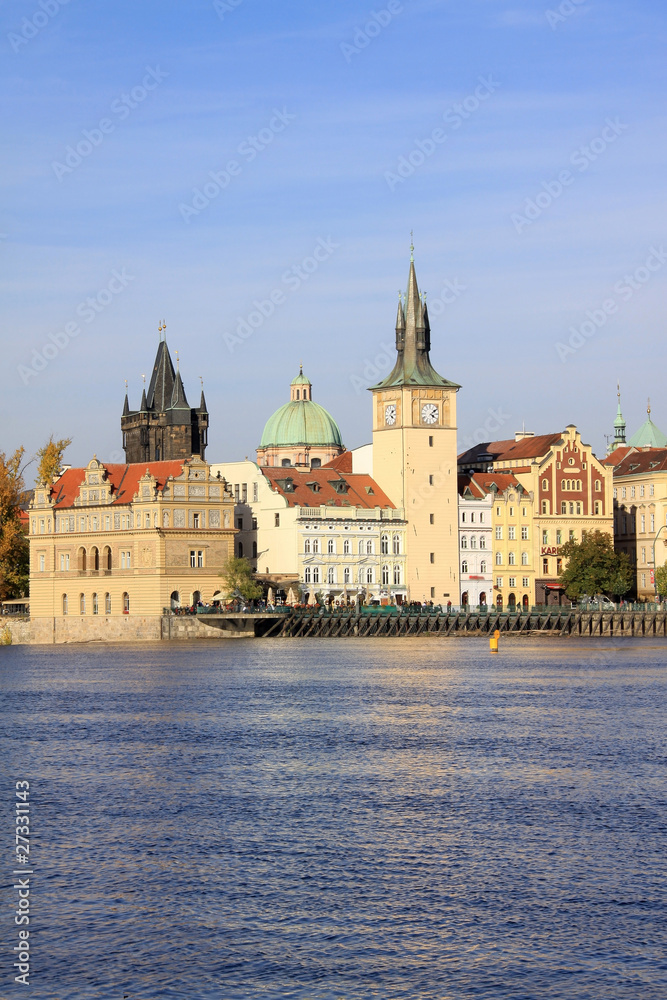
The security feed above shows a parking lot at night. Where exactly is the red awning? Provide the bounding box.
[544,583,564,590]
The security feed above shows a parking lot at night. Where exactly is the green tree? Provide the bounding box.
[219,557,263,602]
[36,435,72,485]
[654,562,667,600]
[558,529,633,600]
[0,448,30,600]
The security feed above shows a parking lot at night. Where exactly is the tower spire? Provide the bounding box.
[610,381,626,453]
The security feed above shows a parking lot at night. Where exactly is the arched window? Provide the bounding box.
[381,534,389,555]
[163,510,170,527]
[461,559,468,573]
[461,536,467,549]
[569,502,574,515]
[62,594,68,616]
[310,458,321,469]
[344,539,350,555]
[595,480,601,492]
[521,551,528,565]
[561,502,567,514]
[78,547,87,572]
[102,546,112,570]
[495,552,503,565]
[122,592,130,614]
[92,593,98,615]
[327,567,335,585]
[508,551,516,565]
[392,535,400,555]
[79,593,86,614]
[561,479,566,490]
[542,501,550,514]
[305,568,312,583]
[304,538,311,554]
[296,390,300,400]
[542,478,549,490]
[328,538,335,554]
[382,565,390,585]
[366,567,373,584]
[358,540,364,555]
[170,591,180,609]
[312,568,320,584]
[312,539,320,554]
[91,547,99,571]
[470,536,477,549]
[479,536,486,549]
[105,593,111,615]
[366,540,373,555]
[281,459,291,467]
[480,560,486,574]
[393,565,401,586]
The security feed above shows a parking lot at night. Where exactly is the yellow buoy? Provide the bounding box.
[489,628,500,653]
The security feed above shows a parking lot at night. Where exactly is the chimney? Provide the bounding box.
[514,431,534,442]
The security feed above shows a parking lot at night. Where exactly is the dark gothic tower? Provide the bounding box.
[121,328,209,463]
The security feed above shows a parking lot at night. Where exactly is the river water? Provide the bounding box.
[1,637,666,1000]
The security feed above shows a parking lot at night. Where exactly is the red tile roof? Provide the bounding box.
[261,467,395,509]
[458,434,562,466]
[322,451,352,473]
[611,449,667,478]
[471,472,524,494]
[48,461,186,509]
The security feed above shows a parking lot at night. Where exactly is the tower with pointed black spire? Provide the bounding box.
[121,327,209,463]
[370,245,461,602]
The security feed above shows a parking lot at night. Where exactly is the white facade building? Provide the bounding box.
[458,478,493,606]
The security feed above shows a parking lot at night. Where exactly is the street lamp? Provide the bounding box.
[652,523,667,600]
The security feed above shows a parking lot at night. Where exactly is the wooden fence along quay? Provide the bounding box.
[187,606,667,639]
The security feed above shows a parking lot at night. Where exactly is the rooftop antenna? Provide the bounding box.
[410,231,414,262]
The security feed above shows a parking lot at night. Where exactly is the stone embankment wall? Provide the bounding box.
[1,616,244,645]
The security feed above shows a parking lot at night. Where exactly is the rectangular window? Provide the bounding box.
[508,526,516,540]
[428,475,434,485]
[237,518,243,531]
[542,557,549,574]
[429,552,435,564]
[190,550,204,568]
[38,554,45,572]
[428,436,433,447]
[480,513,485,523]
[641,515,646,533]
[242,484,247,503]
[461,512,466,523]
[509,577,516,588]
[430,514,434,524]
[521,526,528,540]
[509,507,514,517]
[275,514,280,527]
[630,486,635,498]
[640,485,645,497]
[542,530,548,545]
[430,587,435,598]
[641,573,646,588]
[621,487,626,498]
[495,526,503,540]
[569,530,575,542]
[641,547,646,563]
[496,506,501,517]
[252,517,258,530]
[496,577,503,588]
[234,485,239,502]
[651,514,655,532]
[522,577,529,587]
[650,484,654,496]
[253,483,259,502]
[556,530,562,544]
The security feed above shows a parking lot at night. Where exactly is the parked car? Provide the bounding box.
[578,594,616,610]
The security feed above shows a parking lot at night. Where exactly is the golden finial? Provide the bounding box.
[175,350,180,369]
[617,381,620,400]
[124,379,128,390]
[648,397,651,415]
[199,376,204,388]
[158,321,163,336]
[141,373,146,385]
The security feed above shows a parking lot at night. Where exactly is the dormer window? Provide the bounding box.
[307,482,321,493]
[331,480,349,494]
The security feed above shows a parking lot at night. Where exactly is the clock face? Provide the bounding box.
[421,403,439,425]
[385,404,397,426]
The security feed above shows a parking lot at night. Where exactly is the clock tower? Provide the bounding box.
[370,249,461,602]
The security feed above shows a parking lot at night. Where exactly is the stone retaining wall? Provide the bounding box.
[2,615,246,645]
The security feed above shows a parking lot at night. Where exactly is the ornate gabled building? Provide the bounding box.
[121,332,209,464]
[28,455,235,641]
[370,249,461,602]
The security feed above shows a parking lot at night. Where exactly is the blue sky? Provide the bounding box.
[2,0,666,470]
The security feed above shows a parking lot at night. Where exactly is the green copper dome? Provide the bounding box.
[627,416,667,448]
[291,368,311,386]
[260,400,343,448]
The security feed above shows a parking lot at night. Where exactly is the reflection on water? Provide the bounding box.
[1,638,666,1000]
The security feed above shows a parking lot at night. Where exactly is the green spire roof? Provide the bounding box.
[370,252,460,391]
[291,364,311,386]
[627,404,667,448]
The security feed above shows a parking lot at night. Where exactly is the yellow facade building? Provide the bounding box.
[370,253,461,603]
[29,455,235,639]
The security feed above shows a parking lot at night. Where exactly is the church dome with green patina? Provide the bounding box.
[257,366,345,469]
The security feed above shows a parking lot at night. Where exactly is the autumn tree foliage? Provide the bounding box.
[36,435,72,485]
[0,448,30,600]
